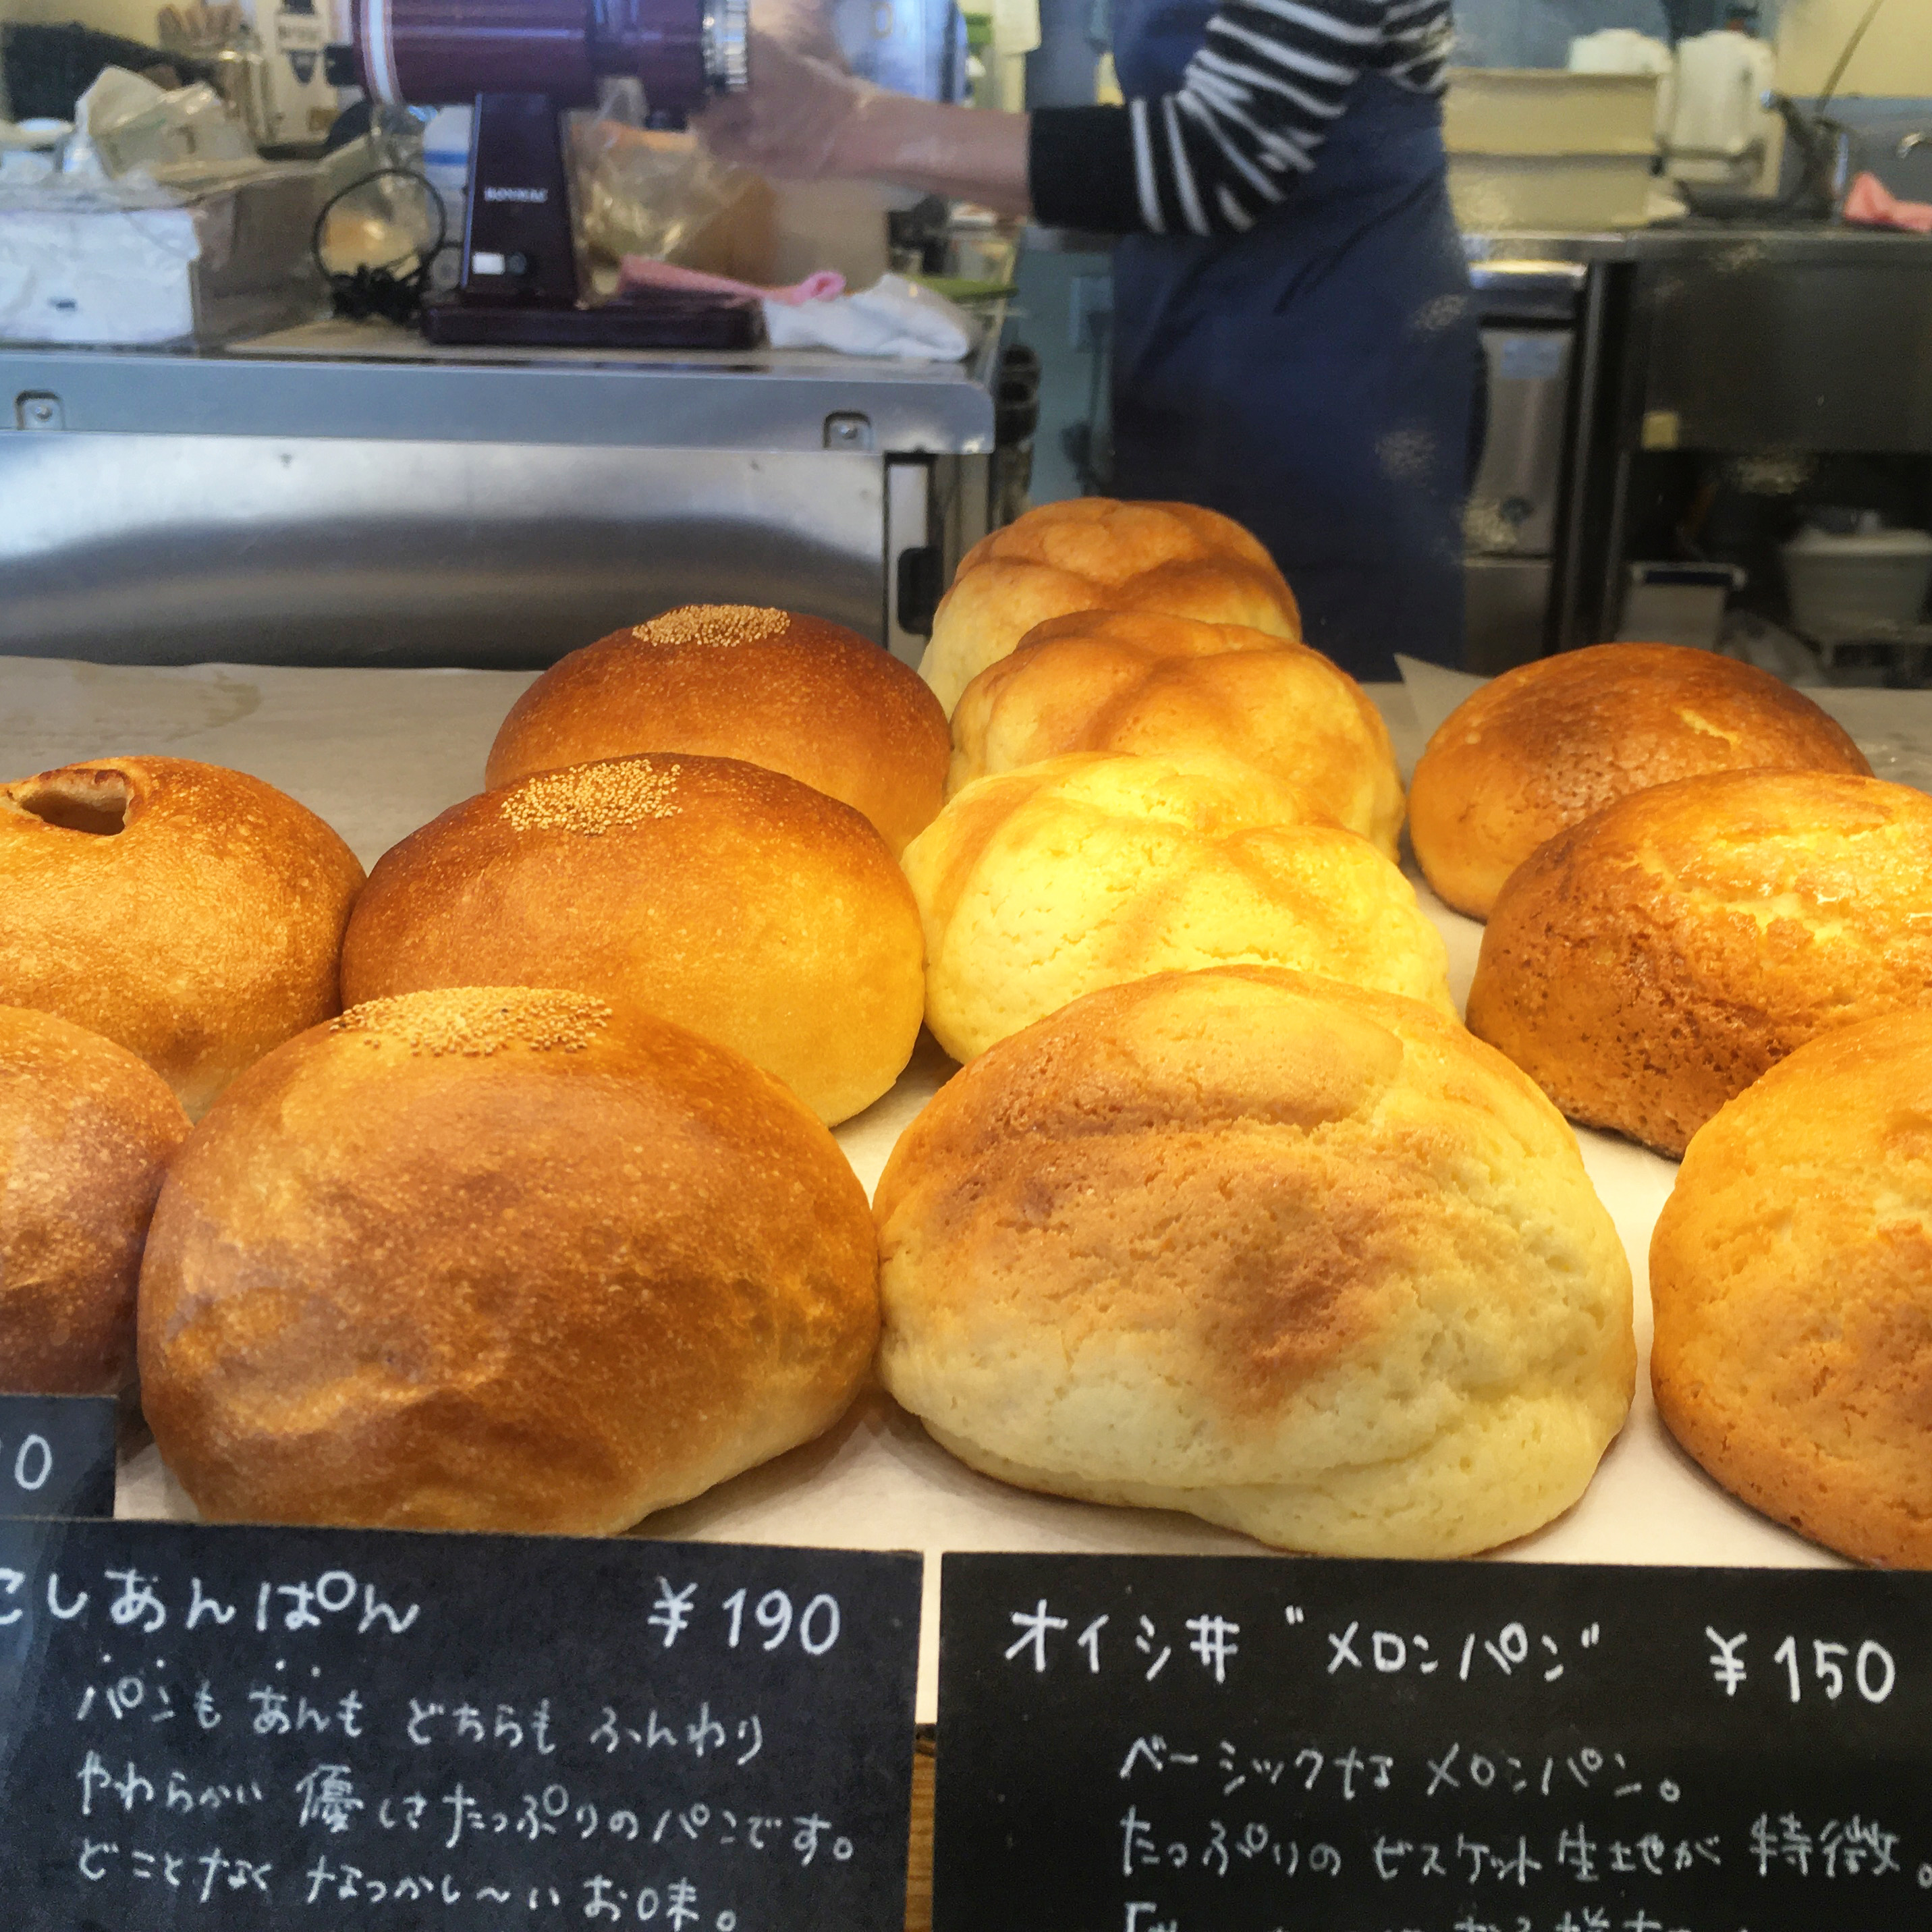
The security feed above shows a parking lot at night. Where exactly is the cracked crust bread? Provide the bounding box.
[1651,1010,1932,1568]
[485,605,950,858]
[948,608,1404,859]
[0,1007,189,1394]
[920,499,1300,715]
[1466,770,1932,1159]
[0,757,365,1117]
[875,967,1634,1557]
[902,752,1451,1064]
[339,752,924,1126]
[140,987,878,1534]
[1410,643,1870,920]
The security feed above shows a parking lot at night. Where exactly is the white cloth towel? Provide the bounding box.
[761,273,974,361]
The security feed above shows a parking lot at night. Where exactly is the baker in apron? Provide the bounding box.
[698,0,1478,679]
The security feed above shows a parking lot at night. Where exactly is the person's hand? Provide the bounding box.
[694,28,881,180]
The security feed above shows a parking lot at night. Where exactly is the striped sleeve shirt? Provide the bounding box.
[1028,0,1454,238]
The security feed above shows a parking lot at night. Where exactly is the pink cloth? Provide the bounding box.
[1842,171,1932,235]
[615,257,846,304]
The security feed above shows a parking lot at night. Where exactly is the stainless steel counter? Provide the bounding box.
[1464,219,1932,268]
[3,315,999,453]
[0,320,1001,669]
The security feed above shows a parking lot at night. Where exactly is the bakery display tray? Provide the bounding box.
[9,649,1921,1723]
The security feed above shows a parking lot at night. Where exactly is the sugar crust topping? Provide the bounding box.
[500,760,682,835]
[630,605,789,650]
[332,987,611,1056]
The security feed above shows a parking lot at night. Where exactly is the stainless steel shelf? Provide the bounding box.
[0,316,1000,456]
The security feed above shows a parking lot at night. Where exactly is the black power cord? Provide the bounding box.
[310,164,449,325]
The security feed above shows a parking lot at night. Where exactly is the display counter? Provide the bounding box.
[7,648,1926,1730]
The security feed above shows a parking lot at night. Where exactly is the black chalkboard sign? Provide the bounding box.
[935,1553,1932,1932]
[0,1396,115,1519]
[0,1521,919,1930]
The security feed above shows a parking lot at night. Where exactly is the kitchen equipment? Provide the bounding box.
[1616,561,1746,650]
[1462,259,1585,673]
[1782,518,1932,642]
[1447,155,1653,231]
[1665,30,1775,188]
[1566,29,1674,140]
[337,0,752,346]
[237,0,340,146]
[1443,68,1659,232]
[1444,67,1659,156]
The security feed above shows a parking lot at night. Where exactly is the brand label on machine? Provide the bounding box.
[933,1552,1932,1932]
[485,186,549,204]
[0,1522,920,1929]
[0,1393,115,1518]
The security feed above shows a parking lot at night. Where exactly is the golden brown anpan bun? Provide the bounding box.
[139,987,879,1535]
[0,757,364,1117]
[949,608,1404,858]
[877,967,1634,1557]
[1468,769,1932,1158]
[1410,643,1871,919]
[1651,1010,1932,1567]
[485,605,950,857]
[340,753,923,1126]
[0,1008,189,1394]
[920,499,1301,715]
[903,753,1451,1064]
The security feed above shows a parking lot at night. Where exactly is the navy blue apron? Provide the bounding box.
[1110,3,1476,678]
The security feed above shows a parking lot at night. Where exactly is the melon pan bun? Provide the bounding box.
[1410,642,1869,920]
[1467,769,1932,1159]
[1651,1008,1932,1568]
[876,966,1634,1558]
[903,753,1451,1064]
[949,607,1403,858]
[920,499,1300,715]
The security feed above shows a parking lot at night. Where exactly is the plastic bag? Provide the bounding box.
[65,67,257,185]
[313,123,445,276]
[570,112,755,269]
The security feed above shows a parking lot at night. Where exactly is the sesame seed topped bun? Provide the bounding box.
[341,754,924,1125]
[486,605,949,858]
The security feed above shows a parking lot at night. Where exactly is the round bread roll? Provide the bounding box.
[1410,643,1871,919]
[904,753,1451,1063]
[340,754,924,1126]
[0,756,365,1117]
[1467,770,1932,1158]
[877,967,1634,1557]
[485,605,950,857]
[1651,1010,1932,1568]
[950,608,1403,858]
[920,499,1301,715]
[140,987,879,1533]
[0,1008,190,1394]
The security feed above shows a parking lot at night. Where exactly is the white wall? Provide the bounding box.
[1775,0,1932,95]
[3,0,169,45]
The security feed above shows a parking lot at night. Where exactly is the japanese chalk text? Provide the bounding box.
[0,1393,116,1517]
[935,1555,1932,1932]
[0,1522,918,1930]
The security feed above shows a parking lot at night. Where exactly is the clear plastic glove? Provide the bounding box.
[694,29,881,182]
[750,0,846,65]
